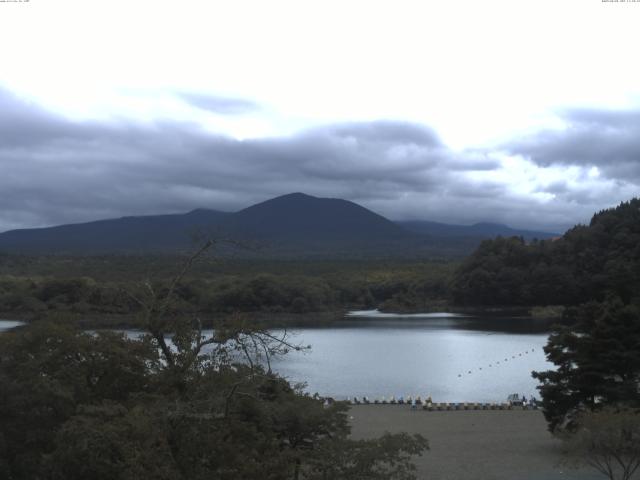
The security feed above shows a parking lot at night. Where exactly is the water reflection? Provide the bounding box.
[269,311,556,402]
[338,310,563,334]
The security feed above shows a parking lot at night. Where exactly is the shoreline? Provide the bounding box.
[0,305,565,331]
[0,310,347,329]
[377,304,565,319]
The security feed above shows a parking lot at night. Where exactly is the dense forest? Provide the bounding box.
[510,200,640,435]
[0,257,453,325]
[451,199,640,307]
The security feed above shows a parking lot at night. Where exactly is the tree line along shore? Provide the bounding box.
[2,200,638,327]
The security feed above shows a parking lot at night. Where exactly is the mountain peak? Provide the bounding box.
[257,192,319,204]
[278,192,315,200]
[229,192,406,242]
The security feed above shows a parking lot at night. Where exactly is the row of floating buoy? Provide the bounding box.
[421,401,538,411]
[457,348,536,378]
[349,395,430,405]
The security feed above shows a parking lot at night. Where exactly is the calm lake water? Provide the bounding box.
[0,312,555,403]
[269,310,555,403]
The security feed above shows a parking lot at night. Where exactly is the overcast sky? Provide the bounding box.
[1,0,639,233]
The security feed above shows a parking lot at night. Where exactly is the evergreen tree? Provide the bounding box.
[452,198,640,308]
[533,300,640,432]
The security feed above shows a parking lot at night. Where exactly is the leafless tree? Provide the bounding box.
[123,239,307,380]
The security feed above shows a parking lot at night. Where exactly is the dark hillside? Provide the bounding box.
[399,220,557,241]
[0,192,559,257]
[0,209,230,254]
[0,193,416,256]
[451,198,640,306]
[226,193,407,241]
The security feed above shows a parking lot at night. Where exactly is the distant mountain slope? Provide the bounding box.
[398,220,558,240]
[224,193,408,242]
[0,209,230,254]
[0,193,413,255]
[0,192,557,256]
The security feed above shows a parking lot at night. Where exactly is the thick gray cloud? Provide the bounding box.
[1,88,636,234]
[505,108,640,182]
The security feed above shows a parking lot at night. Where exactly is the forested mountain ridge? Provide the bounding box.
[451,198,640,307]
[398,220,557,241]
[0,193,556,257]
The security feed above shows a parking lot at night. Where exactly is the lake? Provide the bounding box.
[0,311,555,403]
[269,310,554,403]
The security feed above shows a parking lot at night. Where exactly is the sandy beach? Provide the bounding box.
[349,405,600,480]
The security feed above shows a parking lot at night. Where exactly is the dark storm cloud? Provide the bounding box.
[1,87,511,232]
[0,91,77,147]
[3,87,633,234]
[505,108,640,182]
[177,92,259,114]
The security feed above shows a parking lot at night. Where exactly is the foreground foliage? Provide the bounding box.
[0,248,428,479]
[0,323,428,480]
